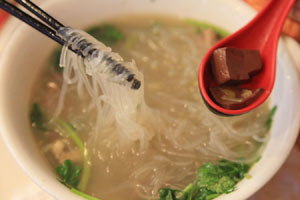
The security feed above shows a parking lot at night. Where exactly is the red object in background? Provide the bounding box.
[0,11,9,29]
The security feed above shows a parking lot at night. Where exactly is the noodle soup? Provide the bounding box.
[29,15,271,200]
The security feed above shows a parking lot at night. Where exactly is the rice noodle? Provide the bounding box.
[54,27,155,152]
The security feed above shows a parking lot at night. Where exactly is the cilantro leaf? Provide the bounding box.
[159,160,250,200]
[159,188,180,200]
[185,19,230,38]
[56,159,82,188]
[55,119,91,192]
[87,25,124,46]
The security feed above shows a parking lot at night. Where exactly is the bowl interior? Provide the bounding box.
[0,0,299,200]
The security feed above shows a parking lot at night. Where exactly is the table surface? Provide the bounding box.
[0,0,300,199]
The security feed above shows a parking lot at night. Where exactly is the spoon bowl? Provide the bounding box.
[199,0,296,116]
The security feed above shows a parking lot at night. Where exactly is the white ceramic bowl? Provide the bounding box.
[0,0,299,200]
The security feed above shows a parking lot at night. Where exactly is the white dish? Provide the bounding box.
[0,0,299,200]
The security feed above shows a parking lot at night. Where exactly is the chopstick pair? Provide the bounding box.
[0,0,142,89]
[0,0,70,50]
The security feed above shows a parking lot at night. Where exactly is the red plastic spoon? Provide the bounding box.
[199,0,295,116]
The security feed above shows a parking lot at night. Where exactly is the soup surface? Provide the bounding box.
[30,15,270,200]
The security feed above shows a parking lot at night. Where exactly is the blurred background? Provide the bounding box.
[0,0,299,199]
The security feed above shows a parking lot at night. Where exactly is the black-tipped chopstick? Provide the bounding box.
[15,0,64,30]
[0,0,65,46]
[0,0,141,89]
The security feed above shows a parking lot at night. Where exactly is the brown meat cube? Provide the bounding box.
[211,47,262,85]
[209,86,264,110]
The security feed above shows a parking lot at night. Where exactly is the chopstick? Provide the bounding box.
[0,0,64,45]
[0,0,70,50]
[15,0,64,30]
[0,0,141,89]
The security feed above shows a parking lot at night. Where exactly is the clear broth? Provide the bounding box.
[30,15,270,200]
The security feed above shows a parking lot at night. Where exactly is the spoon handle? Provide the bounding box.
[256,0,296,53]
[228,0,295,51]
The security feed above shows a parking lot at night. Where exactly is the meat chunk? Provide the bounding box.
[51,139,82,164]
[209,86,264,110]
[211,47,262,85]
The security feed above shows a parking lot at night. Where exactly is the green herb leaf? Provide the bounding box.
[68,166,82,187]
[56,159,71,181]
[159,188,179,200]
[181,183,196,200]
[185,19,230,38]
[56,159,82,188]
[30,103,47,131]
[159,160,250,200]
[56,119,91,192]
[87,25,124,46]
[266,105,277,130]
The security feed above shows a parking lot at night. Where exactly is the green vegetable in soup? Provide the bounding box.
[56,159,82,188]
[266,105,277,130]
[185,19,230,38]
[71,188,102,200]
[87,24,124,46]
[56,119,91,192]
[28,105,94,198]
[159,188,180,200]
[158,160,250,200]
[54,120,97,198]
[56,160,102,200]
[30,103,47,131]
